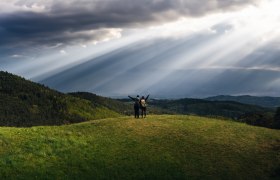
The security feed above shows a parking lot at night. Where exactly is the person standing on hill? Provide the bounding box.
[128,95,140,118]
[140,95,149,118]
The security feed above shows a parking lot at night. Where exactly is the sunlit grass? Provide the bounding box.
[0,115,279,179]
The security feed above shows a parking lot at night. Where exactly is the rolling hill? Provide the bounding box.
[0,115,279,179]
[0,71,277,128]
[1,71,279,179]
[147,98,280,129]
[206,95,280,108]
[144,98,273,119]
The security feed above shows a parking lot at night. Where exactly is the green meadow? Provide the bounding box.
[0,115,279,179]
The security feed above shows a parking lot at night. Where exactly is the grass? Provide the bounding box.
[0,115,279,179]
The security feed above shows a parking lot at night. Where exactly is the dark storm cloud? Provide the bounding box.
[0,0,261,48]
[0,11,122,48]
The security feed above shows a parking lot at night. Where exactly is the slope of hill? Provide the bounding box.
[206,95,280,108]
[0,71,119,126]
[0,115,279,179]
[69,92,132,115]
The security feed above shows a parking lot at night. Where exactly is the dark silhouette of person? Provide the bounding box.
[140,95,149,118]
[128,95,140,118]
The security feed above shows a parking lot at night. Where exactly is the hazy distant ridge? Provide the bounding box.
[206,95,280,108]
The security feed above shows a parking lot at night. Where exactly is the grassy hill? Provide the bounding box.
[0,115,279,179]
[206,95,280,108]
[0,71,119,126]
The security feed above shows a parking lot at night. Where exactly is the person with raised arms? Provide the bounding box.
[128,95,140,118]
[140,95,149,118]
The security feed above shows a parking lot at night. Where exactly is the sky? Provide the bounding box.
[0,0,280,98]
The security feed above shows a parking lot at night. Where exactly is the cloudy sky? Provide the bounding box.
[1,0,280,98]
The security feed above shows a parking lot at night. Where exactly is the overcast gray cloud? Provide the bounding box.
[1,0,280,98]
[0,0,262,48]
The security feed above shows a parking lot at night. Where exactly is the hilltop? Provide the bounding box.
[0,115,279,179]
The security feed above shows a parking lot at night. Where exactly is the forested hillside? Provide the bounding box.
[0,71,119,126]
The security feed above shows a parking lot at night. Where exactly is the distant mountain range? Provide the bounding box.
[0,71,278,128]
[146,98,273,119]
[205,95,280,108]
